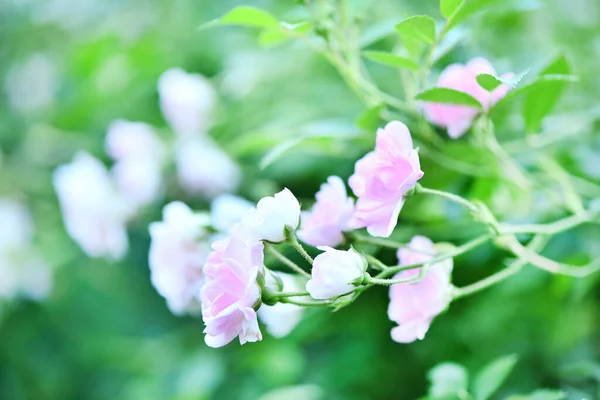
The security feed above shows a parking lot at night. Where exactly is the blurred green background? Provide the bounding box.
[1,0,599,399]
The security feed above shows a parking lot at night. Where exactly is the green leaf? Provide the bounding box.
[476,73,503,92]
[522,55,571,133]
[355,105,384,132]
[505,389,566,400]
[201,6,280,30]
[473,354,518,400]
[416,88,483,109]
[427,362,469,399]
[441,0,466,18]
[362,51,420,71]
[447,0,502,30]
[395,15,437,44]
[258,22,312,47]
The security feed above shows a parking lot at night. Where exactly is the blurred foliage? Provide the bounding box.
[1,0,600,399]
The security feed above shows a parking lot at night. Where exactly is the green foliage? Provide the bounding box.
[522,55,571,133]
[473,354,518,400]
[362,51,420,71]
[427,362,469,399]
[395,15,437,44]
[476,73,503,92]
[416,87,483,108]
[214,6,280,28]
[446,0,503,30]
[506,389,567,400]
[440,0,466,19]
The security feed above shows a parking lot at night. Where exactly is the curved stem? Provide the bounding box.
[265,244,311,279]
[363,254,390,270]
[365,274,420,286]
[415,184,479,212]
[499,213,590,235]
[453,235,550,299]
[286,231,314,265]
[496,235,600,278]
[376,233,492,279]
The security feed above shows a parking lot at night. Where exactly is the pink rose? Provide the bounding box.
[388,236,453,343]
[201,235,265,347]
[348,121,423,238]
[297,176,355,247]
[422,57,513,139]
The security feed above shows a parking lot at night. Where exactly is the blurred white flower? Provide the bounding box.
[111,158,163,209]
[105,119,165,161]
[210,194,253,233]
[53,152,130,260]
[258,272,305,338]
[5,53,58,114]
[175,136,241,199]
[158,68,216,136]
[149,202,211,315]
[0,199,52,301]
[105,120,166,209]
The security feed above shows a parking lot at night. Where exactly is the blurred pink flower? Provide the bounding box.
[53,152,130,260]
[348,121,423,238]
[175,136,241,199]
[158,68,216,136]
[422,58,513,139]
[297,176,355,247]
[149,202,211,315]
[201,235,265,347]
[388,236,453,343]
[237,188,301,243]
[306,247,366,299]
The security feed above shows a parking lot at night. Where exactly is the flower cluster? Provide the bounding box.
[147,119,456,347]
[53,68,241,260]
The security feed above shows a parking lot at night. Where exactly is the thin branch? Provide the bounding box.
[265,244,311,278]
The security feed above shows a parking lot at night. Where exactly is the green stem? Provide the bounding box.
[286,231,314,265]
[499,213,590,235]
[365,273,421,286]
[265,244,311,279]
[496,235,600,278]
[453,235,550,299]
[376,234,492,279]
[363,254,390,270]
[279,298,332,307]
[415,184,479,212]
[271,291,310,299]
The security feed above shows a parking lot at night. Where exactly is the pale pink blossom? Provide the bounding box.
[348,121,423,238]
[388,236,453,343]
[297,176,355,247]
[158,68,216,136]
[105,119,165,161]
[306,247,366,299]
[53,152,130,260]
[201,235,265,347]
[258,272,305,338]
[149,202,211,315]
[422,58,513,139]
[238,188,301,243]
[175,136,241,199]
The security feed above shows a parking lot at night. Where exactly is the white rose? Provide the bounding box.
[306,247,367,299]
